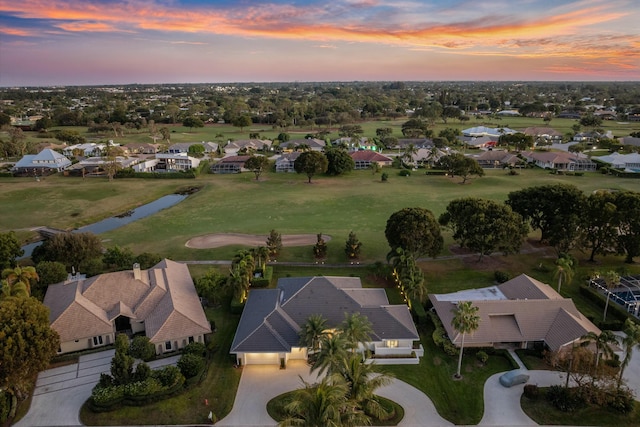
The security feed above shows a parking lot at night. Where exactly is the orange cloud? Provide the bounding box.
[0,26,36,36]
[56,21,125,32]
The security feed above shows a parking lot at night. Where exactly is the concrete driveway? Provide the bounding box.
[14,349,180,427]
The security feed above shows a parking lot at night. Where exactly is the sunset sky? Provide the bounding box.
[1,0,639,86]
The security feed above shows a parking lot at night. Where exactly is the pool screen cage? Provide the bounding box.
[590,275,640,318]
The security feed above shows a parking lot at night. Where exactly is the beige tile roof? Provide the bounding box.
[44,259,210,346]
[429,274,600,351]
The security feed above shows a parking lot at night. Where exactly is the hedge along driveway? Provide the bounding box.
[100,168,640,263]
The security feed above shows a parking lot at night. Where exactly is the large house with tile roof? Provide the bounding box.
[429,274,600,352]
[12,149,71,176]
[44,259,211,355]
[231,276,422,366]
[349,151,393,169]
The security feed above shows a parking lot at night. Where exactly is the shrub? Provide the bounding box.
[177,353,205,379]
[182,342,207,357]
[133,362,152,382]
[410,299,428,325]
[398,169,411,176]
[607,388,635,414]
[476,351,488,364]
[152,365,183,388]
[251,266,273,288]
[129,336,156,361]
[381,172,388,182]
[494,270,511,283]
[523,384,539,399]
[428,311,458,356]
[546,385,586,412]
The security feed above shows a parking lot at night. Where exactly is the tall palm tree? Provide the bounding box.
[299,314,328,357]
[602,271,621,322]
[312,334,349,376]
[280,374,368,427]
[553,257,574,293]
[401,143,418,166]
[339,354,393,420]
[581,330,617,377]
[451,301,480,379]
[618,319,640,388]
[340,312,373,353]
[251,246,269,272]
[2,265,39,296]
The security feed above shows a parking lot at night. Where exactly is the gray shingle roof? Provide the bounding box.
[231,276,419,354]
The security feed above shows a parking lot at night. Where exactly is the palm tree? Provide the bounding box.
[0,279,29,299]
[401,143,418,167]
[618,319,640,388]
[280,374,367,427]
[553,257,574,293]
[299,314,328,357]
[451,301,480,379]
[602,271,621,322]
[339,354,393,420]
[340,312,372,353]
[581,330,617,377]
[312,334,349,376]
[2,265,38,296]
[251,246,269,272]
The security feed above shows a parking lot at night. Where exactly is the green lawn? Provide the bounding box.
[385,324,516,425]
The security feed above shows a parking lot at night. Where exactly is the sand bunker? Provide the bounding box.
[185,233,331,249]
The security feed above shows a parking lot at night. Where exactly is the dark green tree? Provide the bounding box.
[385,207,443,259]
[614,191,640,263]
[579,192,618,262]
[244,155,270,181]
[32,232,104,271]
[439,198,528,260]
[506,184,586,253]
[187,144,205,157]
[0,297,60,400]
[266,229,283,259]
[294,151,328,183]
[313,234,328,261]
[34,261,67,298]
[134,252,162,269]
[194,268,229,306]
[344,231,362,261]
[325,148,355,176]
[401,118,429,138]
[0,232,23,270]
[103,245,135,271]
[111,333,134,385]
[182,116,204,129]
[436,153,484,183]
[232,115,252,131]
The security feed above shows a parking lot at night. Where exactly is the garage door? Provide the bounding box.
[245,352,280,365]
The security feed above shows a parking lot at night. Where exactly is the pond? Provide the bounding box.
[20,193,188,258]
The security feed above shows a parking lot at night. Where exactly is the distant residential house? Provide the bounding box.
[473,150,524,169]
[44,260,211,355]
[557,111,582,119]
[65,156,140,177]
[154,152,201,172]
[211,155,251,174]
[618,136,640,147]
[462,126,517,138]
[63,142,111,157]
[224,139,272,155]
[429,274,600,352]
[572,131,612,143]
[122,142,159,155]
[280,138,325,152]
[394,138,434,150]
[275,152,301,173]
[594,152,640,172]
[168,141,218,154]
[410,148,446,167]
[496,109,520,117]
[230,276,422,366]
[12,149,72,176]
[521,151,596,171]
[522,127,563,144]
[349,151,393,169]
[458,135,497,149]
[332,137,376,151]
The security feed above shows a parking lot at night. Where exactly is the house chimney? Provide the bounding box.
[133,263,141,280]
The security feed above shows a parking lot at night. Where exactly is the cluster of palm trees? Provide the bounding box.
[1,266,38,299]
[282,313,393,426]
[386,247,427,309]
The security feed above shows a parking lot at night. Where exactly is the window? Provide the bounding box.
[188,336,194,344]
[386,340,398,348]
[165,341,172,351]
[93,336,103,346]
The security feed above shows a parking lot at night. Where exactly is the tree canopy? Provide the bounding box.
[0,232,23,271]
[244,155,270,181]
[0,297,60,400]
[294,151,328,183]
[32,232,104,272]
[324,148,355,176]
[439,198,528,259]
[436,153,484,184]
[385,207,443,259]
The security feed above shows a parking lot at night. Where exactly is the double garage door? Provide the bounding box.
[244,352,280,365]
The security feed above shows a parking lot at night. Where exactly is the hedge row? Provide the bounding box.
[411,299,428,325]
[428,311,458,356]
[115,169,197,179]
[251,266,273,288]
[612,168,640,179]
[89,366,185,412]
[230,296,245,314]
